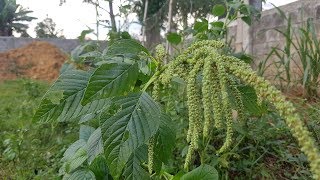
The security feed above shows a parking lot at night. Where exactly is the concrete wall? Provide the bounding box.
[0,37,106,53]
[229,0,320,63]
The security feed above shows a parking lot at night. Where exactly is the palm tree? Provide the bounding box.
[0,0,37,36]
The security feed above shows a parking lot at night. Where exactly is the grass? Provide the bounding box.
[0,79,78,179]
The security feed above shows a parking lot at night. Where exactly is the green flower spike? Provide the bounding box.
[160,40,319,179]
[228,77,245,122]
[147,136,155,174]
[155,44,166,64]
[211,68,223,129]
[215,58,233,154]
[224,55,320,179]
[184,60,204,170]
[202,57,214,138]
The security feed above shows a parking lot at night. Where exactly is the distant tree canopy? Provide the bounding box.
[132,0,221,48]
[0,0,37,36]
[35,16,64,38]
[174,0,224,29]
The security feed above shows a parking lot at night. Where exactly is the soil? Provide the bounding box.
[0,41,68,82]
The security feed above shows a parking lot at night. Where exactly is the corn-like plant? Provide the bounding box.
[258,7,320,99]
[34,39,320,179]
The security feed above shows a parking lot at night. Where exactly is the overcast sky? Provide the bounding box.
[16,0,298,40]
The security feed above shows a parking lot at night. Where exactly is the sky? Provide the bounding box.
[16,0,298,40]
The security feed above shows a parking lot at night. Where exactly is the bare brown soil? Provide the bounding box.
[0,41,68,82]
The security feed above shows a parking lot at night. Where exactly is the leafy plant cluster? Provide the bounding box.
[30,1,320,179]
[33,37,320,179]
[0,79,77,179]
[166,0,264,48]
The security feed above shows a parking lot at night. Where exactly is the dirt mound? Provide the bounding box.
[0,41,68,82]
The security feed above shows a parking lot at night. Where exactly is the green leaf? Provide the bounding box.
[82,62,139,105]
[210,21,224,29]
[71,42,98,62]
[232,52,253,64]
[62,140,87,162]
[105,39,149,58]
[78,29,94,42]
[123,145,150,180]
[86,128,103,164]
[167,32,182,45]
[172,171,185,180]
[79,51,102,59]
[194,19,208,33]
[237,85,267,116]
[181,165,219,180]
[153,113,176,173]
[212,4,225,17]
[89,156,112,180]
[241,16,252,25]
[100,92,161,179]
[68,169,96,180]
[80,125,95,141]
[66,148,88,173]
[34,68,110,122]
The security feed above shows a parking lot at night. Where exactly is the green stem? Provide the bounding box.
[221,0,230,41]
[142,65,167,91]
[230,135,245,153]
[162,171,173,180]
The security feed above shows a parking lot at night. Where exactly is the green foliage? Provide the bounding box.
[82,62,139,104]
[105,39,148,58]
[101,92,161,178]
[166,32,182,45]
[174,0,223,29]
[0,0,37,36]
[0,79,77,179]
[34,16,64,38]
[212,4,226,17]
[166,0,263,56]
[194,19,208,34]
[33,67,110,122]
[67,169,96,180]
[181,164,218,180]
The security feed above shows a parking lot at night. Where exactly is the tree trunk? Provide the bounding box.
[0,27,12,36]
[95,2,99,40]
[166,0,174,56]
[145,21,161,49]
[182,12,188,30]
[108,0,117,32]
[142,0,148,45]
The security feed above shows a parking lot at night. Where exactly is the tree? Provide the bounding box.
[35,16,64,38]
[134,0,167,48]
[173,0,227,30]
[107,0,116,32]
[134,0,222,48]
[0,0,37,36]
